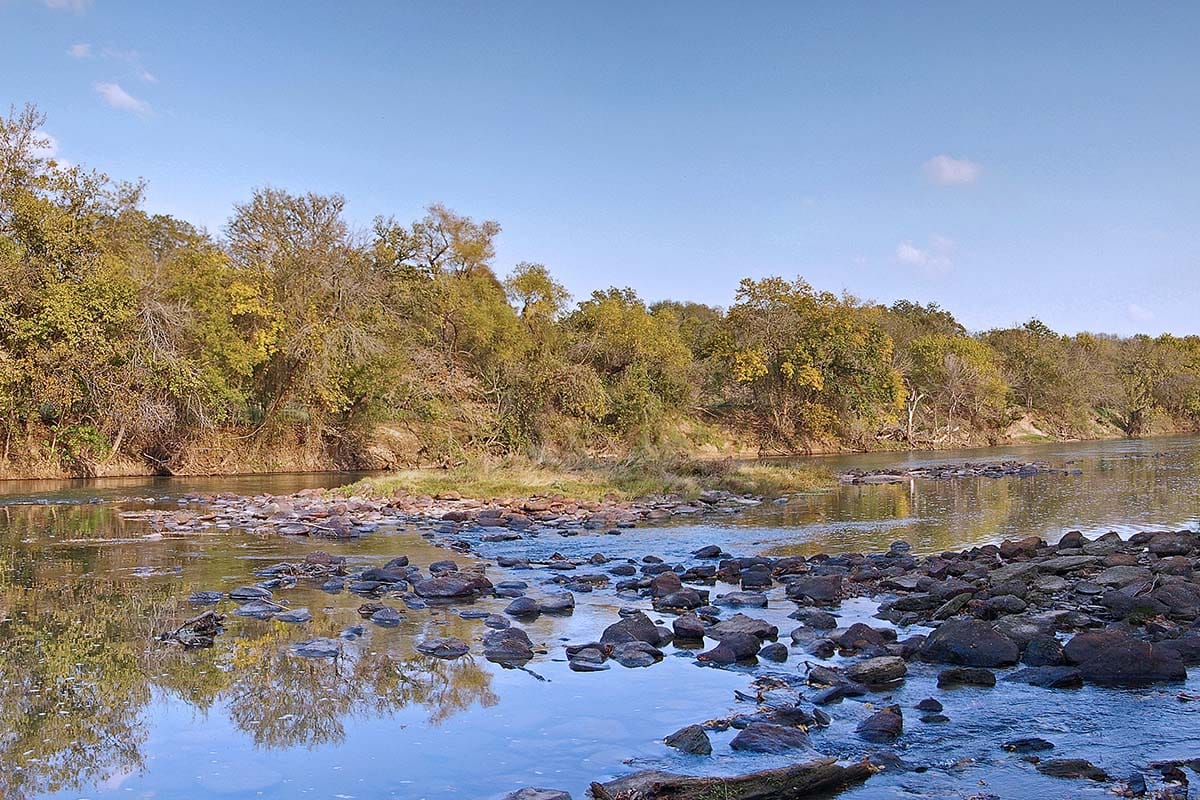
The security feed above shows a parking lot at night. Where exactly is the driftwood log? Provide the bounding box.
[589,757,873,800]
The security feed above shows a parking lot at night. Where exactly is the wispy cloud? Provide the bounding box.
[896,234,955,276]
[101,47,158,83]
[67,42,92,58]
[42,0,91,12]
[923,154,981,186]
[95,82,151,115]
[1127,303,1154,324]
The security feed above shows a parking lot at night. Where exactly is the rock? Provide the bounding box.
[567,646,610,672]
[233,600,281,619]
[274,607,312,624]
[664,724,712,755]
[612,641,663,668]
[500,789,572,800]
[937,667,996,687]
[187,590,224,605]
[413,575,489,598]
[229,586,272,601]
[1002,737,1055,753]
[483,627,534,663]
[709,613,778,641]
[370,607,403,627]
[1095,565,1152,587]
[836,623,896,653]
[505,597,541,618]
[538,592,576,613]
[655,589,705,611]
[1036,759,1109,781]
[416,636,470,658]
[601,611,668,646]
[915,698,942,712]
[714,591,768,608]
[673,613,706,640]
[693,545,723,559]
[729,723,812,753]
[785,575,843,604]
[1022,637,1066,666]
[1003,666,1084,689]
[846,656,907,685]
[1038,555,1100,574]
[698,632,761,664]
[1064,630,1187,687]
[291,637,340,658]
[917,619,1019,667]
[650,572,683,597]
[759,642,789,662]
[1149,533,1195,556]
[857,705,903,742]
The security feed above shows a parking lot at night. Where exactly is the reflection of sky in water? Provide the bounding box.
[1,435,1199,800]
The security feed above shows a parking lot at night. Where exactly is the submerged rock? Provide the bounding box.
[291,637,341,658]
[416,636,470,659]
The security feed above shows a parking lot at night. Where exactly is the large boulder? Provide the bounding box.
[1063,630,1186,687]
[917,619,1019,667]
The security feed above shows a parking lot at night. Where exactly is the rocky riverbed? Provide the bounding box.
[839,459,1082,484]
[154,482,1200,800]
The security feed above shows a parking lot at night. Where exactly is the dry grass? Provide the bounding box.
[341,456,834,502]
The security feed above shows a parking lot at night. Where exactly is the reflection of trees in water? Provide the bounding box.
[762,455,1200,557]
[222,620,497,748]
[0,580,152,800]
[0,509,500,800]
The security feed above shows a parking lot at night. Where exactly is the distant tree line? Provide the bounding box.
[2,105,1198,474]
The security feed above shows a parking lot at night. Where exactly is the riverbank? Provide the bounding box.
[2,413,1193,483]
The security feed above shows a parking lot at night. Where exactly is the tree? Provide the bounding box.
[721,277,903,451]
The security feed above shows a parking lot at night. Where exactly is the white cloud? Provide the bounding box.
[896,234,955,276]
[30,130,59,160]
[1127,303,1154,323]
[923,154,981,186]
[67,43,91,58]
[42,0,91,12]
[94,82,151,115]
[139,69,158,84]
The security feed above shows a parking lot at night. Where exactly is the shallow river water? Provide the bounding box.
[2,436,1199,800]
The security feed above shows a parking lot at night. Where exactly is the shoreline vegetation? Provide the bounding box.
[4,103,1200,484]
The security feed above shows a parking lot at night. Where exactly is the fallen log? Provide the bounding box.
[589,756,874,800]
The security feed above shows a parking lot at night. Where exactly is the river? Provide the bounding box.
[1,435,1198,799]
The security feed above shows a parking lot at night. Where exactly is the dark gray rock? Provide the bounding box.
[729,722,811,753]
[416,636,470,658]
[664,724,712,755]
[917,619,1019,667]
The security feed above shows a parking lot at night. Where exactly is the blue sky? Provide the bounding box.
[4,1,1198,335]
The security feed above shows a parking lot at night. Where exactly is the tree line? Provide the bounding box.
[2,105,1198,475]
